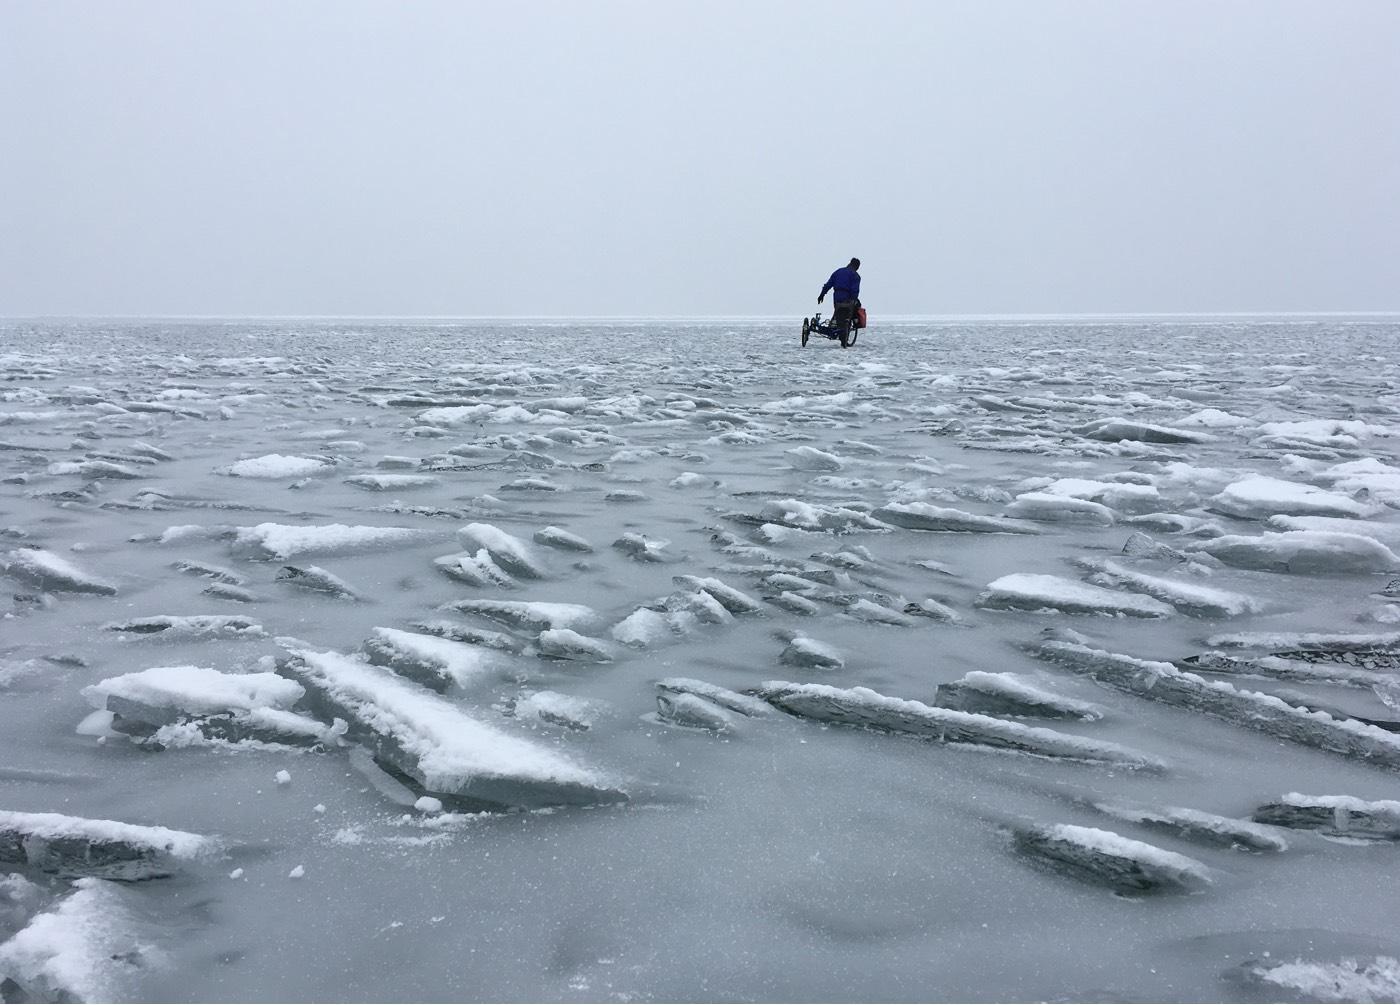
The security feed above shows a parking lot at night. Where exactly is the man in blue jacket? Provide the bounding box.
[818,257,861,336]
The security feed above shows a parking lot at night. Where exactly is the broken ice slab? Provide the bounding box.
[407,619,525,653]
[507,691,597,731]
[276,564,362,600]
[975,573,1173,618]
[1074,417,1215,445]
[1090,801,1288,852]
[0,548,116,595]
[1231,954,1400,1004]
[276,646,626,811]
[778,634,845,670]
[0,810,219,880]
[755,498,889,533]
[1269,513,1400,550]
[655,691,741,733]
[1003,492,1116,526]
[48,459,145,479]
[101,615,267,639]
[201,583,260,603]
[608,607,680,649]
[1119,531,1190,561]
[843,598,919,626]
[1251,793,1400,841]
[231,522,442,560]
[1211,475,1375,520]
[170,560,246,585]
[1189,530,1400,575]
[1179,652,1396,689]
[441,598,600,633]
[1077,558,1263,618]
[535,628,613,663]
[532,525,593,552]
[1033,641,1400,770]
[870,502,1040,535]
[612,533,672,563]
[902,597,964,624]
[655,678,774,718]
[766,591,821,616]
[934,671,1105,721]
[342,472,439,491]
[433,549,515,588]
[1201,629,1400,656]
[670,575,763,615]
[80,665,335,749]
[362,627,508,692]
[0,877,162,1002]
[755,681,1162,768]
[1010,823,1212,894]
[457,522,546,578]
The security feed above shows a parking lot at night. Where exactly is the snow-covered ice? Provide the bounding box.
[5,317,1400,1001]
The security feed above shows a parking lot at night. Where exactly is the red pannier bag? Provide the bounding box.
[856,306,868,329]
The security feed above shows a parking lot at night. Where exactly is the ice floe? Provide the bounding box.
[934,671,1104,721]
[1035,641,1400,768]
[756,681,1162,768]
[277,645,625,809]
[0,810,219,880]
[1010,823,1212,893]
[81,664,336,750]
[233,522,441,560]
[1190,530,1400,574]
[1077,558,1264,617]
[1211,475,1375,519]
[362,627,507,691]
[976,573,1174,617]
[0,548,116,595]
[1251,793,1400,841]
[870,501,1040,534]
[219,454,333,478]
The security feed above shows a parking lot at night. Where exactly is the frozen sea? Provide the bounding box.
[2,317,1400,1003]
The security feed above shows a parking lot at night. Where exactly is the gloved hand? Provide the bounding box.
[816,294,824,304]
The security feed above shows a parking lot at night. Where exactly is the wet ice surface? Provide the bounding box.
[2,318,1400,1002]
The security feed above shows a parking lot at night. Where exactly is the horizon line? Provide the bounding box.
[4,310,1399,323]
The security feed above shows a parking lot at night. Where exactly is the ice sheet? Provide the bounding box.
[5,318,1400,1002]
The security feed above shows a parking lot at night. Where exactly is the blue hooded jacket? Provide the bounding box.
[821,266,861,302]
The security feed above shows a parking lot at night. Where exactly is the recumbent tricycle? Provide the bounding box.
[801,302,867,348]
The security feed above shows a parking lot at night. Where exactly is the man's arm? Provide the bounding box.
[818,271,836,303]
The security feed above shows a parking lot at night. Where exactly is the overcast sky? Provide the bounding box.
[2,0,1397,317]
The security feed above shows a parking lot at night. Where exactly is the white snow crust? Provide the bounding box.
[282,647,610,791]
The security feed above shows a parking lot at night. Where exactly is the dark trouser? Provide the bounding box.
[833,299,859,334]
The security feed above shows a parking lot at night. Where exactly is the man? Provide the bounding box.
[818,257,862,336]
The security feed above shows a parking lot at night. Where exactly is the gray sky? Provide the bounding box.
[2,0,1397,317]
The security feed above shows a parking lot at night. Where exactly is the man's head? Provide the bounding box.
[849,258,861,270]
